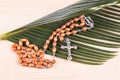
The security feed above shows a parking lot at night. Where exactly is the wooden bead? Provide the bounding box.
[51,59,56,64]
[61,25,66,29]
[82,27,88,31]
[31,53,36,58]
[74,18,79,22]
[26,41,30,46]
[52,31,56,36]
[33,57,38,62]
[26,48,32,52]
[40,53,44,58]
[18,59,23,64]
[36,64,42,68]
[66,22,71,26]
[29,44,35,48]
[53,41,57,47]
[25,59,32,64]
[43,62,48,66]
[61,30,65,33]
[80,22,85,27]
[27,54,32,58]
[43,44,48,50]
[39,58,44,62]
[59,36,64,41]
[28,63,34,67]
[56,28,61,32]
[22,54,28,58]
[34,46,39,51]
[19,41,23,46]
[72,30,77,35]
[54,37,58,42]
[18,54,23,58]
[46,40,50,44]
[36,52,40,57]
[65,28,70,32]
[79,15,84,19]
[60,33,65,37]
[17,45,21,50]
[66,32,71,36]
[70,24,75,29]
[47,63,53,68]
[74,24,79,27]
[49,35,54,40]
[45,59,50,63]
[21,38,28,42]
[21,63,28,66]
[70,20,74,23]
[20,50,26,54]
[52,47,56,53]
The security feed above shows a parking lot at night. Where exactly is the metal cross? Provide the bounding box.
[61,38,77,61]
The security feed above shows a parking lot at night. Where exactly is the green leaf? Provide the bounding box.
[1,0,120,65]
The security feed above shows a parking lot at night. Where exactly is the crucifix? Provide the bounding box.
[61,38,77,61]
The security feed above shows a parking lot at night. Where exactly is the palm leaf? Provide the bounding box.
[0,0,120,65]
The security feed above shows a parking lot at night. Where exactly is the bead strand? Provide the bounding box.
[12,38,56,69]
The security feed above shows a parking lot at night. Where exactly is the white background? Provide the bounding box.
[0,0,120,80]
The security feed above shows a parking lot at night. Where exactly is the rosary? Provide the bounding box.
[12,15,94,69]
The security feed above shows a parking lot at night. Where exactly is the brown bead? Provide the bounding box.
[65,28,70,32]
[59,36,64,41]
[20,50,26,54]
[43,44,48,50]
[66,32,71,36]
[21,38,28,42]
[43,62,48,66]
[60,33,65,37]
[26,48,32,52]
[38,62,43,65]
[21,46,26,50]
[72,30,77,35]
[52,31,56,36]
[36,64,42,68]
[80,22,85,27]
[74,18,79,22]
[26,41,30,46]
[82,27,88,31]
[31,53,36,58]
[56,28,61,32]
[70,24,75,29]
[54,37,58,42]
[28,63,34,67]
[40,53,44,58]
[18,54,23,58]
[74,24,79,27]
[25,59,32,64]
[33,61,38,65]
[17,45,21,50]
[66,22,71,26]
[51,59,56,64]
[47,63,53,68]
[61,25,66,29]
[45,59,50,63]
[52,41,57,47]
[36,52,40,57]
[12,43,18,48]
[39,58,44,62]
[61,30,65,33]
[56,32,60,36]
[29,44,35,48]
[34,46,39,51]
[18,59,23,64]
[15,51,21,55]
[79,15,84,19]
[21,63,28,66]
[52,47,56,53]
[49,35,54,40]
[27,54,32,58]
[70,20,74,23]
[46,40,50,44]
[19,41,23,46]
[22,54,28,58]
